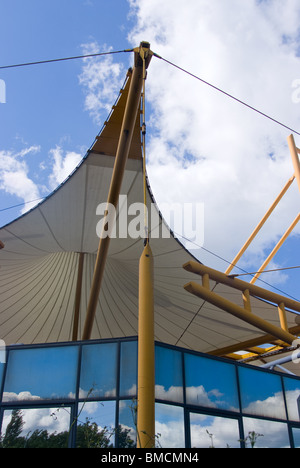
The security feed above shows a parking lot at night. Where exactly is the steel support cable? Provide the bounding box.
[232,265,300,277]
[154,54,300,137]
[0,49,134,70]
[2,47,299,136]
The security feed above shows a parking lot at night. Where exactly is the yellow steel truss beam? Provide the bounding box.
[184,262,300,313]
[208,325,300,357]
[225,175,295,275]
[250,213,300,284]
[288,134,300,192]
[226,134,299,277]
[184,280,296,345]
[183,261,300,350]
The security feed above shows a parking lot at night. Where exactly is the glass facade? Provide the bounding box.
[1,337,300,448]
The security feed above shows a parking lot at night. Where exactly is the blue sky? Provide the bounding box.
[0,0,300,302]
[0,0,134,224]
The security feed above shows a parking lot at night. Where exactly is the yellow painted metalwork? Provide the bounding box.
[137,241,155,449]
[183,261,300,354]
[228,345,280,361]
[202,272,210,289]
[72,252,84,341]
[250,213,300,284]
[184,262,300,313]
[225,175,295,275]
[184,280,297,345]
[226,134,299,286]
[243,289,252,313]
[288,134,300,192]
[213,134,300,360]
[278,302,289,333]
[209,325,300,357]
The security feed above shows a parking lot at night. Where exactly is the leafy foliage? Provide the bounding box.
[0,409,135,448]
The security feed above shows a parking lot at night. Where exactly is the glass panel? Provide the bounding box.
[120,341,137,398]
[185,353,239,412]
[238,366,286,419]
[190,412,240,448]
[242,417,290,448]
[155,346,183,403]
[0,406,71,448]
[283,377,300,422]
[3,346,79,402]
[292,427,300,448]
[0,363,5,396]
[76,400,116,448]
[80,343,117,399]
[118,400,137,448]
[0,340,6,393]
[155,403,185,448]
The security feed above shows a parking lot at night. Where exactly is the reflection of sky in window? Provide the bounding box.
[155,346,183,403]
[185,354,239,412]
[190,413,240,448]
[2,406,71,438]
[0,340,6,364]
[120,341,137,397]
[243,417,290,448]
[238,367,286,420]
[78,400,116,446]
[155,403,185,448]
[119,399,137,443]
[283,377,300,422]
[78,400,115,428]
[292,427,300,448]
[3,346,79,401]
[80,343,117,399]
[0,363,4,392]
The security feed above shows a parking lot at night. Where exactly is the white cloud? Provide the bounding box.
[190,415,240,448]
[127,0,300,277]
[155,384,183,402]
[155,420,185,448]
[0,147,41,214]
[48,146,82,190]
[78,42,125,125]
[242,390,286,419]
[3,391,41,402]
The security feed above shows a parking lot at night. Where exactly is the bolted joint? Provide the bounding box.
[134,42,153,69]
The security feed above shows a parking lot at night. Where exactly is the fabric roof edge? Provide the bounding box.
[0,66,201,265]
[0,70,138,231]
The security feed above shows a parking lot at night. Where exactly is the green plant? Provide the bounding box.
[240,431,264,448]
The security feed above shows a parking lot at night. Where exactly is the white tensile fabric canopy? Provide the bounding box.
[0,71,299,360]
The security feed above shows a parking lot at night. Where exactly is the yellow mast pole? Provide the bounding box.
[72,252,84,341]
[137,241,155,448]
[82,43,152,340]
[136,44,155,448]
